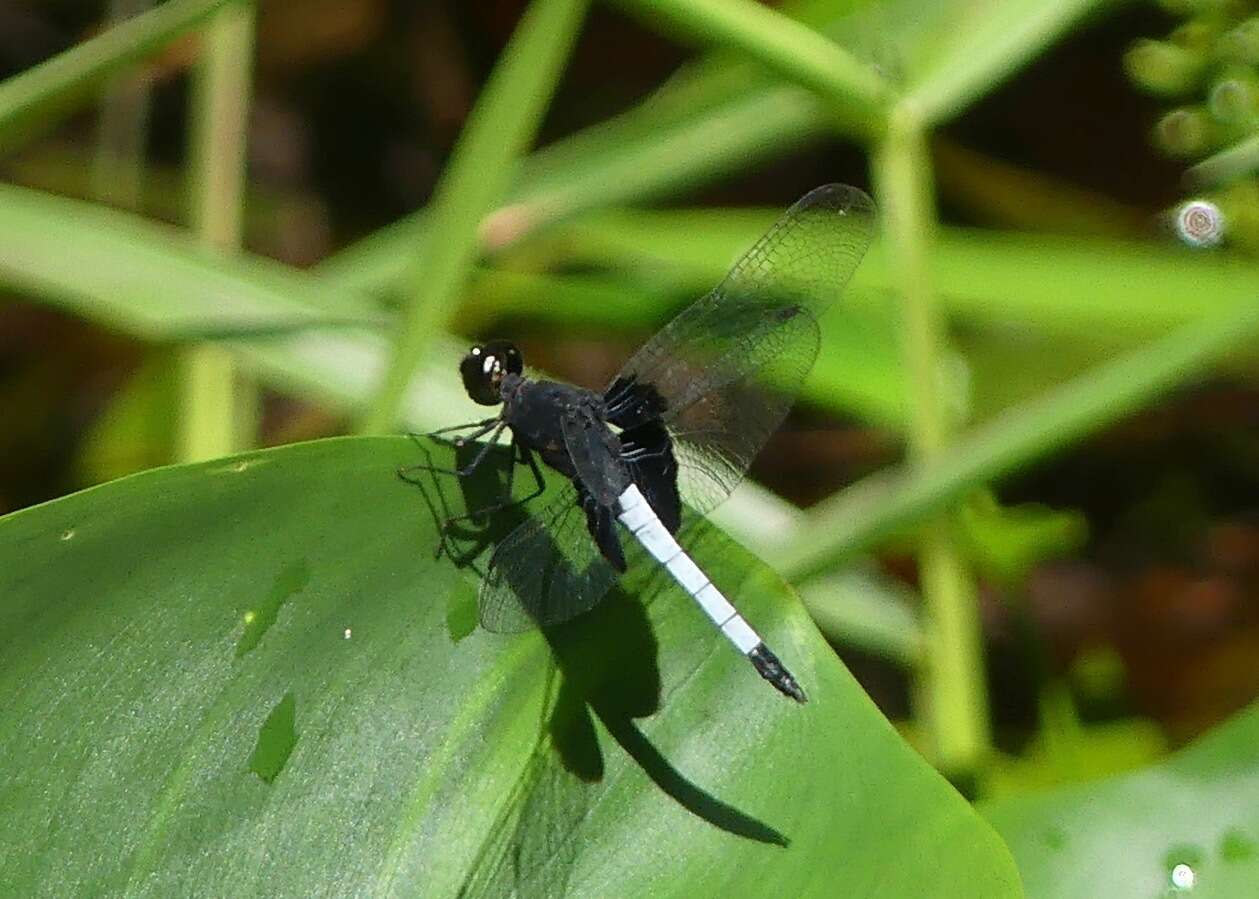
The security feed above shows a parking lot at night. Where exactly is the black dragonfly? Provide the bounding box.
[412,184,876,703]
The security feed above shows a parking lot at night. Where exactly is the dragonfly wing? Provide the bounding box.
[604,183,875,513]
[479,482,618,633]
[558,402,630,508]
[666,311,820,514]
[558,405,633,571]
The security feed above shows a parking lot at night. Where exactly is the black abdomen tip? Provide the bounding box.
[749,643,808,703]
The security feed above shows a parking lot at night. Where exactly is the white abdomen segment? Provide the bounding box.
[615,483,808,703]
[615,483,761,654]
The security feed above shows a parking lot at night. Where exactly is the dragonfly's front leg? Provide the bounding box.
[424,417,501,442]
[400,419,507,480]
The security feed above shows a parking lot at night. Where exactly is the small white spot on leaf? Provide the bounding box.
[1171,863,1196,891]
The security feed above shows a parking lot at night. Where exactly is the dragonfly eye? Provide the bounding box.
[460,340,522,405]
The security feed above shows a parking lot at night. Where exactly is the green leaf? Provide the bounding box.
[0,182,477,435]
[229,330,479,433]
[982,719,1167,799]
[983,701,1259,898]
[74,351,180,484]
[0,183,380,339]
[957,492,1088,584]
[0,437,1019,896]
[544,206,1259,339]
[610,0,889,136]
[795,565,925,667]
[894,0,1111,125]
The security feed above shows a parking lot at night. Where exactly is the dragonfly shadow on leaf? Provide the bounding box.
[401,437,788,872]
[399,435,522,574]
[547,598,789,849]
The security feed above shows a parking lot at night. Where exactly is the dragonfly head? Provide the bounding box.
[460,340,523,405]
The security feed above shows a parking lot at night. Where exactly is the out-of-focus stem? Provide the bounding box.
[873,102,990,780]
[178,0,256,462]
[92,0,155,211]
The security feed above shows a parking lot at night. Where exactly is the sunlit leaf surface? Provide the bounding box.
[0,437,1018,897]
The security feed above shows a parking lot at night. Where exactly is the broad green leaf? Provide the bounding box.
[983,701,1259,898]
[0,437,1020,896]
[0,183,380,340]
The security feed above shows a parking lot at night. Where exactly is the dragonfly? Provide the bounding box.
[414,184,876,703]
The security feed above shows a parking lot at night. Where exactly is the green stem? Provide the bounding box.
[188,3,253,251]
[177,0,255,462]
[358,0,591,434]
[0,0,234,156]
[1006,580,1083,775]
[872,103,990,778]
[92,0,156,211]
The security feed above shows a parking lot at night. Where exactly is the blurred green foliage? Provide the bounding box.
[1127,0,1259,251]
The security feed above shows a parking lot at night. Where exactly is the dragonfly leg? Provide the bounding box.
[436,439,547,529]
[422,417,501,440]
[399,419,506,479]
[619,443,671,462]
[451,421,509,475]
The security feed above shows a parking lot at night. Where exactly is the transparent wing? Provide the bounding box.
[606,184,876,513]
[479,483,618,633]
[458,744,588,899]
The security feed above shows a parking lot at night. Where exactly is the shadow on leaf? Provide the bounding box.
[399,437,788,896]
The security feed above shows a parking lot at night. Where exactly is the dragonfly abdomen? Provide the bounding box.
[616,484,807,703]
